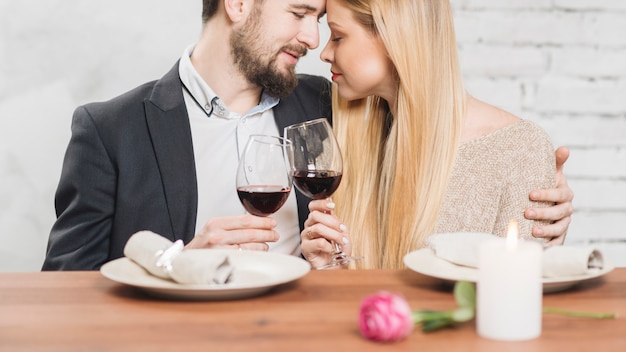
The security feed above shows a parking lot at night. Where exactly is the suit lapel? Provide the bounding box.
[142,67,330,239]
[145,62,198,243]
[274,102,303,137]
[274,101,312,232]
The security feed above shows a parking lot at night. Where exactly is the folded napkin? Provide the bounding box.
[542,246,604,278]
[124,231,234,285]
[426,232,605,278]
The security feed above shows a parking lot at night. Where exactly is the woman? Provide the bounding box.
[301,0,571,269]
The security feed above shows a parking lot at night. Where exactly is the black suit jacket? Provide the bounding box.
[42,62,332,270]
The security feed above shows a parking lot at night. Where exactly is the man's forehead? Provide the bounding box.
[283,0,326,15]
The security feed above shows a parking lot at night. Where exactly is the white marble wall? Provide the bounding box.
[1,0,624,271]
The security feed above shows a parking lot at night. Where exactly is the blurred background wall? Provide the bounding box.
[1,0,624,271]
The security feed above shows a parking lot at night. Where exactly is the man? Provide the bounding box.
[42,0,572,270]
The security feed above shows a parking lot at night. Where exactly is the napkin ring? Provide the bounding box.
[155,239,184,274]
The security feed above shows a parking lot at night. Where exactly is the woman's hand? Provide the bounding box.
[301,198,352,269]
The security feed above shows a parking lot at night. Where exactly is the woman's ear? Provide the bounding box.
[224,0,252,23]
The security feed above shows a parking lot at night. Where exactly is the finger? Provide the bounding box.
[192,224,279,249]
[301,238,335,267]
[307,210,346,232]
[303,222,349,246]
[216,214,277,231]
[226,228,280,246]
[531,217,571,240]
[530,146,573,203]
[301,229,316,241]
[303,224,346,246]
[544,235,566,246]
[308,198,336,213]
[302,235,334,253]
[203,214,277,232]
[300,227,339,264]
[525,202,573,222]
[237,242,270,252]
[554,146,570,173]
[195,215,279,246]
[530,185,574,203]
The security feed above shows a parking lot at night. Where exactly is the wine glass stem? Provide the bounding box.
[331,242,348,263]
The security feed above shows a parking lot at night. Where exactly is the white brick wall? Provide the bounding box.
[0,1,624,270]
[451,0,626,264]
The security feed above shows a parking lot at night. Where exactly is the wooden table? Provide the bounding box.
[1,269,625,351]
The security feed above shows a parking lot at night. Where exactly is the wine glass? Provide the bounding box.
[236,135,294,217]
[284,117,362,269]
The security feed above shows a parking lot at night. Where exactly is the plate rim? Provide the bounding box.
[403,248,615,292]
[100,249,311,299]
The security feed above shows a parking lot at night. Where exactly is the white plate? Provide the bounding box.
[101,249,311,300]
[403,248,615,293]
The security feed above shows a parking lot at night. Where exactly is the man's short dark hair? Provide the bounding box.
[202,0,219,23]
[202,0,265,23]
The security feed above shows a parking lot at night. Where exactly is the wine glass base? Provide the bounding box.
[314,254,363,270]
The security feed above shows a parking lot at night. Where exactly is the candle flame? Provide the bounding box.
[506,219,519,251]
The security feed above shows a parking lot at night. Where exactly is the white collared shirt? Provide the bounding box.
[178,44,301,256]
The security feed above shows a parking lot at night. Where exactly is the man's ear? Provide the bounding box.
[224,0,253,23]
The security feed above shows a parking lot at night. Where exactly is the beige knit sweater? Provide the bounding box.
[434,119,556,242]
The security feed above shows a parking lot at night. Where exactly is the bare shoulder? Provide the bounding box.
[461,95,520,143]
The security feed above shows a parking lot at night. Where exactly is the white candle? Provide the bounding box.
[477,220,543,341]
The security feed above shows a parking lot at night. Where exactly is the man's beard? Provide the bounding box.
[230,10,306,98]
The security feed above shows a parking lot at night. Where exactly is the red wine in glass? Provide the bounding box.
[284,117,362,269]
[236,135,294,218]
[237,185,291,217]
[292,170,342,200]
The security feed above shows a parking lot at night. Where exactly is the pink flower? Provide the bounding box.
[358,291,414,342]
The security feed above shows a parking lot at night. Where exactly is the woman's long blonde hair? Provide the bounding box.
[332,0,466,269]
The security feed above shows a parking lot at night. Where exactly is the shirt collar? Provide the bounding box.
[178,44,279,119]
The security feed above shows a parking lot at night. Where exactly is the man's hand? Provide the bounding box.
[525,146,574,245]
[186,215,279,251]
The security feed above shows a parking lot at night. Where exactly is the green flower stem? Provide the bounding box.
[412,310,452,324]
[543,307,616,319]
[451,306,475,322]
[409,282,616,335]
[410,282,479,333]
[412,307,476,332]
[422,318,454,332]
